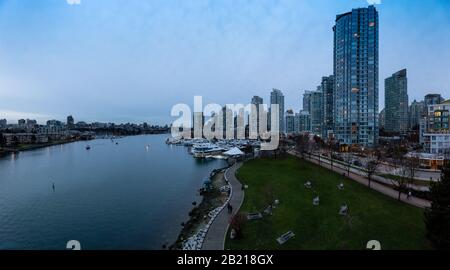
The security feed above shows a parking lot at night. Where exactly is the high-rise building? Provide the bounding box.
[285,109,295,134]
[409,100,425,130]
[298,111,311,132]
[310,89,323,136]
[385,69,408,133]
[270,89,285,133]
[0,119,7,127]
[18,119,26,126]
[251,96,263,132]
[321,75,334,139]
[302,89,322,136]
[303,91,312,113]
[333,5,379,147]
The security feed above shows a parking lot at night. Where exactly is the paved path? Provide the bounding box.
[202,162,244,250]
[289,151,431,209]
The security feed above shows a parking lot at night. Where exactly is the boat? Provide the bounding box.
[86,145,91,150]
[191,143,224,158]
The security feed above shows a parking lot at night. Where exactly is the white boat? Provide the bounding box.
[191,143,224,158]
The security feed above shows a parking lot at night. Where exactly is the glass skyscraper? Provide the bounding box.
[270,89,285,133]
[321,75,334,139]
[333,5,379,147]
[385,69,408,133]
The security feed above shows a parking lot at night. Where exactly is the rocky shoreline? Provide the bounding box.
[171,164,232,250]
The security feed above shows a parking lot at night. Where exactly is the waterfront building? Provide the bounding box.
[385,69,408,133]
[0,119,6,128]
[251,96,263,133]
[18,119,26,126]
[422,100,450,154]
[333,5,379,147]
[221,106,234,139]
[2,133,49,146]
[321,75,334,139]
[409,100,425,130]
[270,89,285,133]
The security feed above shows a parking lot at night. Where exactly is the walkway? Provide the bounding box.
[202,162,244,250]
[289,151,431,209]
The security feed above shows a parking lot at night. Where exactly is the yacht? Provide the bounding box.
[191,143,224,158]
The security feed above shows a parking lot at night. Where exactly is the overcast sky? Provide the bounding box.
[0,0,449,125]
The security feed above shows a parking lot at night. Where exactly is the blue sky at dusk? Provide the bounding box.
[1,0,449,124]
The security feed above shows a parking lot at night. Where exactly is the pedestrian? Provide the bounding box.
[407,191,412,200]
[227,203,233,214]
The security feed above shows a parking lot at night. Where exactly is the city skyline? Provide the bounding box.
[1,0,450,125]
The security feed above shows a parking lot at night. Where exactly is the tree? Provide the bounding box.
[327,138,335,170]
[313,136,323,165]
[295,134,309,159]
[364,150,381,189]
[393,157,413,201]
[406,154,420,187]
[424,162,450,249]
[343,152,353,177]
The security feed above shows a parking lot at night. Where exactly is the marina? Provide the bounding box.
[166,137,261,159]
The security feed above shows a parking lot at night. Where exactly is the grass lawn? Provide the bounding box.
[226,156,431,250]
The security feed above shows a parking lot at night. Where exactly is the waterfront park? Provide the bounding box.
[225,155,431,250]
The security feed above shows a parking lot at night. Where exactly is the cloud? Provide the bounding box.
[367,0,382,4]
[66,0,81,5]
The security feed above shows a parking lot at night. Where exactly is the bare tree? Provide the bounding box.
[343,152,353,177]
[393,159,412,201]
[327,138,335,170]
[313,136,324,166]
[364,150,382,189]
[406,153,421,187]
[295,134,309,159]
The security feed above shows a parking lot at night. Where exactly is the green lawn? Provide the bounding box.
[226,156,431,250]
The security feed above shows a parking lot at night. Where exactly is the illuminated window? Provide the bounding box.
[369,22,375,27]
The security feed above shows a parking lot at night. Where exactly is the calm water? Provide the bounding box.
[0,134,227,250]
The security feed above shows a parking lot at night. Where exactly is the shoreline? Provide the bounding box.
[0,132,171,158]
[0,139,83,157]
[171,163,232,250]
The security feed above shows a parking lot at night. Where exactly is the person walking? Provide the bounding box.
[227,203,233,214]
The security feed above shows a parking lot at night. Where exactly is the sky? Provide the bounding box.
[0,0,449,125]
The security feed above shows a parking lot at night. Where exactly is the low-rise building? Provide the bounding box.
[422,100,450,155]
[2,133,49,146]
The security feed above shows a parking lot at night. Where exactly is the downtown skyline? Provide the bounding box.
[1,0,450,125]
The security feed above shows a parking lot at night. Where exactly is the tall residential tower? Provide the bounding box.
[333,5,379,147]
[385,69,408,133]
